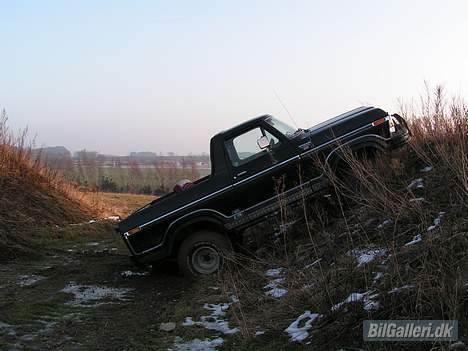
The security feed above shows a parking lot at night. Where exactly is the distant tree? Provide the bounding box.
[99,175,118,192]
[139,184,152,195]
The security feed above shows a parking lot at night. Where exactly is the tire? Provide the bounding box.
[177,231,232,278]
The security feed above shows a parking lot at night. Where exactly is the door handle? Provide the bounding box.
[234,170,247,179]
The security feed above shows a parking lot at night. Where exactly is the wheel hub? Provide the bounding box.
[191,246,220,274]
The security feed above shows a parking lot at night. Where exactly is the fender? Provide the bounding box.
[324,134,389,169]
[163,209,229,252]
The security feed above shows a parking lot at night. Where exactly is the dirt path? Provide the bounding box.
[0,229,191,351]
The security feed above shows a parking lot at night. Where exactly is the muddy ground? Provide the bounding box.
[0,222,249,351]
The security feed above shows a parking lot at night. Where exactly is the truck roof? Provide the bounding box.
[213,115,271,140]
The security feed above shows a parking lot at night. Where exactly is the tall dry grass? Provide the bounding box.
[218,87,467,349]
[0,110,107,217]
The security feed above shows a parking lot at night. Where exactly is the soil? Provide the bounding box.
[0,223,192,351]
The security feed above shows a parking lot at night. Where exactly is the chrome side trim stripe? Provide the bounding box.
[128,132,394,256]
[134,120,379,231]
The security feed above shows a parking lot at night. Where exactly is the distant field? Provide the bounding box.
[92,192,157,217]
[69,166,210,195]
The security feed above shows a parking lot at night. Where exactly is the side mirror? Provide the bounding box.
[257,136,270,150]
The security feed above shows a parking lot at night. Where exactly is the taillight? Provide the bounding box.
[371,117,387,127]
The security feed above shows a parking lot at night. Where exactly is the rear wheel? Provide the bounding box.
[177,231,232,278]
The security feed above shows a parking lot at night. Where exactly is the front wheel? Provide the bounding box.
[177,231,232,278]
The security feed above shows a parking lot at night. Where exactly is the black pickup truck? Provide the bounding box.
[118,106,410,277]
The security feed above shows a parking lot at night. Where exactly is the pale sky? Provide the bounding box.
[1,0,467,155]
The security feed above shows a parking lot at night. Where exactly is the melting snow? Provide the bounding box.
[17,274,45,287]
[409,197,425,203]
[377,219,393,229]
[363,293,380,311]
[331,292,364,311]
[389,284,415,294]
[264,278,287,298]
[120,270,149,277]
[404,234,422,246]
[348,248,388,267]
[331,291,380,312]
[0,321,16,336]
[182,303,239,335]
[264,268,288,297]
[255,330,265,336]
[284,311,321,342]
[372,272,384,284]
[420,166,433,173]
[170,336,224,351]
[407,178,424,190]
[61,282,132,307]
[427,212,445,231]
[265,268,285,277]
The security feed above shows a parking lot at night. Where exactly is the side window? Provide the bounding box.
[227,127,281,167]
[265,130,280,148]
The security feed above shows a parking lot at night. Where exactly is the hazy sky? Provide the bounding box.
[1,0,467,155]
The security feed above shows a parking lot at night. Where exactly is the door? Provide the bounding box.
[224,124,300,213]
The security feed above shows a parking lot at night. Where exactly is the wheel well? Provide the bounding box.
[330,144,383,171]
[169,220,229,258]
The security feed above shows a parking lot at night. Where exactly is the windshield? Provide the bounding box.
[265,117,297,138]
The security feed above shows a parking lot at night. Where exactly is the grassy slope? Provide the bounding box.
[212,95,468,350]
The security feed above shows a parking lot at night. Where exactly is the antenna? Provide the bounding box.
[273,89,298,129]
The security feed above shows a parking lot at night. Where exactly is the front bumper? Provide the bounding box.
[119,230,170,264]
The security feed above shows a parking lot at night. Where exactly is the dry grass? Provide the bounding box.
[218,87,468,350]
[0,110,112,257]
[88,192,156,217]
[0,110,109,220]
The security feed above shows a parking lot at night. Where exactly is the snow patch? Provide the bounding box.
[264,268,287,297]
[389,284,415,294]
[331,291,380,312]
[61,282,132,307]
[377,219,393,229]
[427,212,445,231]
[120,270,149,277]
[284,311,321,342]
[264,278,287,298]
[372,272,384,284]
[409,197,425,203]
[407,178,424,190]
[0,321,16,336]
[17,274,45,287]
[265,268,285,278]
[348,248,388,267]
[69,216,120,226]
[420,166,433,173]
[182,303,239,335]
[170,336,224,351]
[404,234,422,246]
